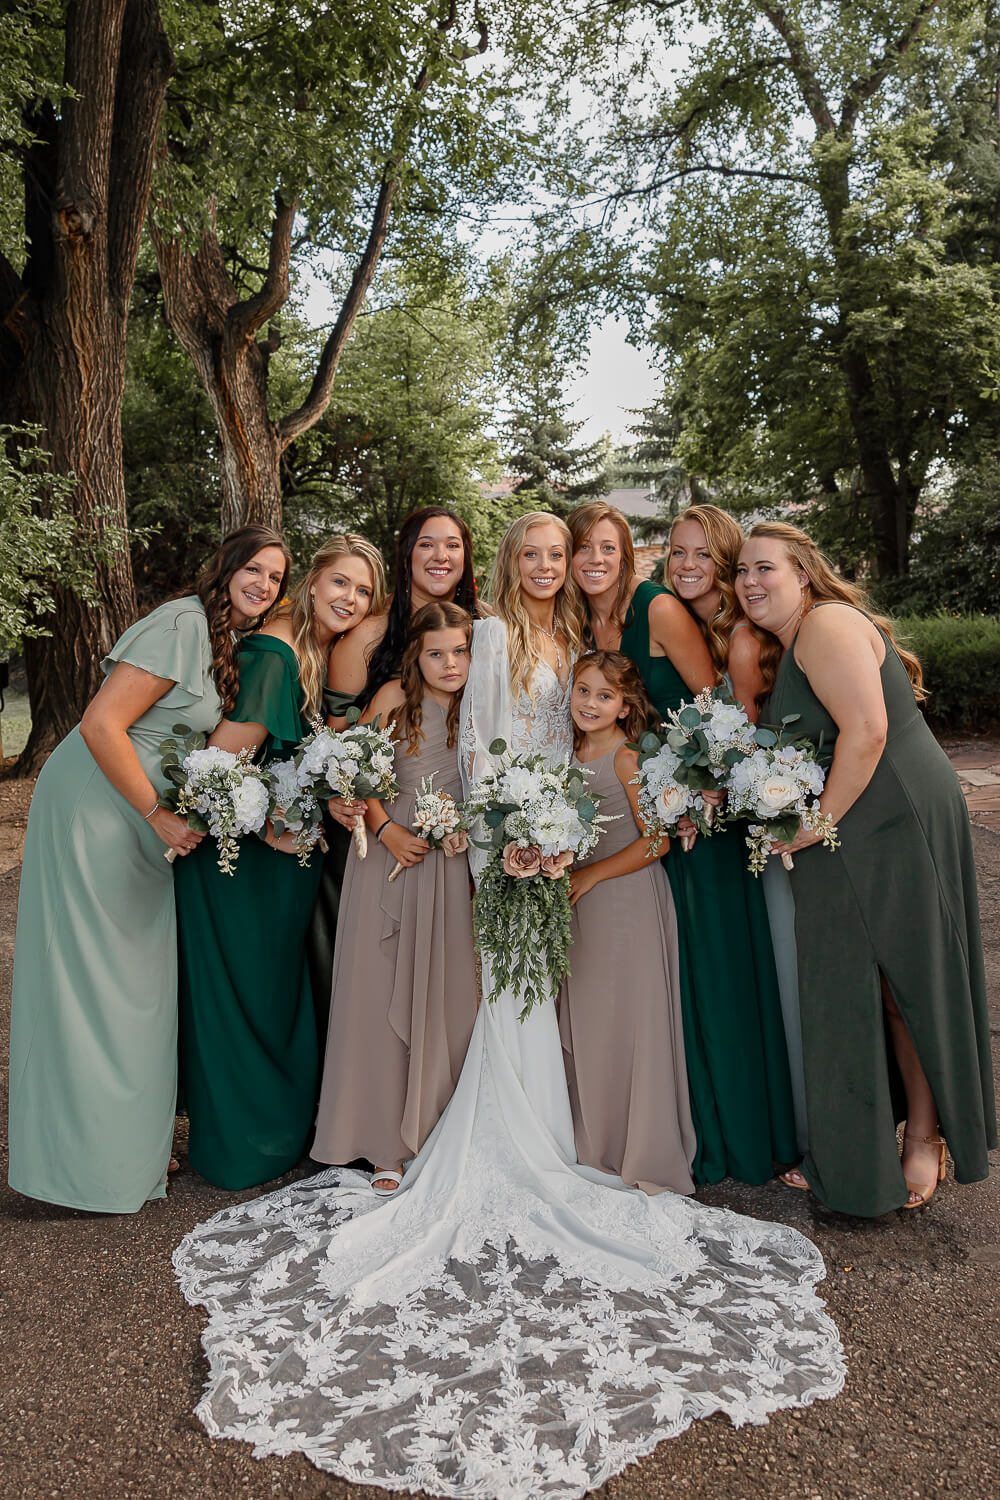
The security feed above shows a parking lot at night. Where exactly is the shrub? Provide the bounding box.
[895,613,1000,732]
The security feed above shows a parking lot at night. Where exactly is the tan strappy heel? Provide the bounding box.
[901,1132,947,1209]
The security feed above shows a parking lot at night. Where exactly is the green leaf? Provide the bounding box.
[678,706,701,728]
[755,727,778,748]
[639,731,662,753]
[488,738,508,756]
[164,764,186,786]
[484,808,506,828]
[577,798,595,822]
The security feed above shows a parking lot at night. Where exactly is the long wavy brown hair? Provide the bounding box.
[194,525,291,715]
[567,501,636,631]
[670,504,782,707]
[389,601,474,755]
[275,535,387,719]
[743,521,926,700]
[571,650,655,750]
[487,512,585,701]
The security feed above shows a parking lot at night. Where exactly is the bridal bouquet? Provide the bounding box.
[291,713,399,858]
[158,729,270,873]
[464,741,611,1020]
[633,690,756,852]
[725,731,839,874]
[387,775,467,883]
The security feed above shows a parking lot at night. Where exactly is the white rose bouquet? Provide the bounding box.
[632,690,757,852]
[288,711,400,859]
[724,729,840,873]
[463,740,613,1020]
[158,728,270,873]
[386,774,467,883]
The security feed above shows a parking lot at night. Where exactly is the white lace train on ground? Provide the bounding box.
[174,990,845,1499]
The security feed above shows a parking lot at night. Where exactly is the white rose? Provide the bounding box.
[707,703,749,739]
[757,774,801,815]
[656,783,690,822]
[183,746,237,776]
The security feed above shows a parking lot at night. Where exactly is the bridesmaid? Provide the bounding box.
[559,651,696,1196]
[667,503,808,1154]
[305,508,479,1022]
[569,500,798,1186]
[8,525,289,1212]
[737,521,996,1215]
[312,602,478,1193]
[175,535,386,1191]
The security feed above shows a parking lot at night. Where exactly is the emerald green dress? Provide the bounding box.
[304,687,360,1050]
[8,596,221,1212]
[174,635,322,1190]
[764,616,996,1216]
[620,581,798,1183]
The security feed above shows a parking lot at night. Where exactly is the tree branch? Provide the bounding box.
[602,162,812,203]
[757,4,836,133]
[840,0,940,131]
[227,194,297,343]
[108,0,174,309]
[278,6,487,447]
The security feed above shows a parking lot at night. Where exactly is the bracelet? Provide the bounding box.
[374,818,392,843]
[144,801,160,821]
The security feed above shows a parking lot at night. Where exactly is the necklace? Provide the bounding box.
[533,618,564,674]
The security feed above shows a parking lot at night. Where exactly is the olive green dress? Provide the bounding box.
[175,635,322,1190]
[765,616,996,1216]
[8,597,221,1212]
[620,581,798,1183]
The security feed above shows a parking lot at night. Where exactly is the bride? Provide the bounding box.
[174,512,845,1499]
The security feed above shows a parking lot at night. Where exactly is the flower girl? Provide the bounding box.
[558,651,697,1194]
[312,602,478,1193]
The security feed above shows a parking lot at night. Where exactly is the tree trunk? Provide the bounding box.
[0,0,173,772]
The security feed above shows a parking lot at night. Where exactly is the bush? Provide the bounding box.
[895,613,1000,732]
[874,463,1000,618]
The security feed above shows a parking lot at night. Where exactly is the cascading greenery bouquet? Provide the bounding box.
[464,741,613,1020]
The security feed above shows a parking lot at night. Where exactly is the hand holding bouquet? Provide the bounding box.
[293,712,399,858]
[158,729,270,873]
[263,757,327,867]
[463,741,613,1019]
[724,721,839,873]
[387,775,467,883]
[633,690,756,852]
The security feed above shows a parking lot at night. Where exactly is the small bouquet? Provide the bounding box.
[633,690,756,852]
[158,727,270,873]
[387,775,467,883]
[464,741,613,1020]
[724,721,839,874]
[264,756,327,867]
[292,712,399,858]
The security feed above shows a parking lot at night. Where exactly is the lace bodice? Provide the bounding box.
[459,615,573,793]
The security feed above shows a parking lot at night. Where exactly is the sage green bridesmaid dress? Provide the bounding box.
[764,615,996,1216]
[174,635,322,1190]
[8,597,221,1212]
[620,580,798,1184]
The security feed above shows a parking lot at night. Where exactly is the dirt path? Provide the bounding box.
[1,793,998,1500]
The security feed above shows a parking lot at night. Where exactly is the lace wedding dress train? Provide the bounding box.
[174,619,845,1496]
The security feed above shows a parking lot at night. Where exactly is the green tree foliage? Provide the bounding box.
[875,461,1000,615]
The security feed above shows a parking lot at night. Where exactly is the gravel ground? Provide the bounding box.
[1,777,998,1500]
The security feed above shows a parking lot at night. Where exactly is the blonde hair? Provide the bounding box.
[567,501,636,630]
[278,535,387,717]
[389,601,473,755]
[744,521,926,700]
[486,512,585,701]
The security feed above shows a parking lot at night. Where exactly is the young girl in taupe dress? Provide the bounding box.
[311,603,478,1194]
[558,651,696,1195]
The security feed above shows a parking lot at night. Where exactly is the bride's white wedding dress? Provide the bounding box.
[174,615,844,1497]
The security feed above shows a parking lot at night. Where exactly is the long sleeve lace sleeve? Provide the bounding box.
[459,617,512,798]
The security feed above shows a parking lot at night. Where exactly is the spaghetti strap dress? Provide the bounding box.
[557,748,696,1195]
[763,616,996,1216]
[174,635,322,1190]
[8,596,221,1212]
[312,698,478,1167]
[620,580,798,1183]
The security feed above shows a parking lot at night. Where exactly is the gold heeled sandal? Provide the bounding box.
[901,1132,947,1210]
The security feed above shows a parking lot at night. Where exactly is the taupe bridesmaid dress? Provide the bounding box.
[312,698,478,1168]
[558,746,696,1195]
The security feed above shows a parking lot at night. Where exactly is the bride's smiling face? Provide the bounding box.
[517,524,567,601]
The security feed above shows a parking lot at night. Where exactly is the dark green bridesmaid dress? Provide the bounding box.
[620,581,798,1184]
[175,634,322,1189]
[764,614,996,1216]
[303,687,360,1050]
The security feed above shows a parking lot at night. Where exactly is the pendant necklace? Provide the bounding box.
[534,618,564,674]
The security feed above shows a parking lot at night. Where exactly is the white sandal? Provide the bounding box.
[371,1168,403,1197]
